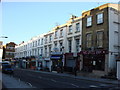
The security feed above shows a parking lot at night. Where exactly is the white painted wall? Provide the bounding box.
[108,6,119,71]
[0,49,3,62]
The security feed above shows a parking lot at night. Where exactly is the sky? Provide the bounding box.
[0,1,118,45]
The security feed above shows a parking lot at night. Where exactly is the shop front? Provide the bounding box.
[50,53,63,72]
[28,56,36,70]
[81,50,108,72]
[64,53,75,72]
[43,58,52,71]
[64,53,81,72]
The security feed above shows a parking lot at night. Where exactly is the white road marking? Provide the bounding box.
[38,76,42,79]
[51,79,57,82]
[18,78,21,82]
[71,84,79,87]
[27,82,32,87]
[89,85,98,88]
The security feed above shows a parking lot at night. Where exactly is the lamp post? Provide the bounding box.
[0,36,8,62]
[0,36,8,38]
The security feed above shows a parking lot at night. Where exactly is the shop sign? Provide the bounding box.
[81,50,107,55]
[51,52,62,55]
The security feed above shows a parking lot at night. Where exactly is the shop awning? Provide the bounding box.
[50,55,63,60]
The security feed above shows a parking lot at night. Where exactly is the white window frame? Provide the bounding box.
[87,16,92,27]
[69,25,72,33]
[97,13,103,24]
[76,23,80,31]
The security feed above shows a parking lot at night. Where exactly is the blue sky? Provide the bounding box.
[2,2,108,45]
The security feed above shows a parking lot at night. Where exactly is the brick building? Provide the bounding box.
[2,42,16,61]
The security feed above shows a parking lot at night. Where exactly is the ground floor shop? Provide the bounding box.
[64,53,81,72]
[80,50,113,76]
[50,54,63,72]
[43,58,52,71]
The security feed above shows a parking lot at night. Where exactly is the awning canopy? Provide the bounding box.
[50,55,63,60]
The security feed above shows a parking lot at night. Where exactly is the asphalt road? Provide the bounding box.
[8,68,119,89]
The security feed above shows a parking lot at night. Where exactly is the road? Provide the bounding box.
[7,68,119,89]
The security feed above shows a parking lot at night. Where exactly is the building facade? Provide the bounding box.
[81,3,120,76]
[2,42,16,61]
[15,3,120,76]
[0,41,3,62]
[15,15,82,72]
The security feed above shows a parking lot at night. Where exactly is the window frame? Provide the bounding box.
[97,31,104,48]
[86,16,92,27]
[97,13,103,24]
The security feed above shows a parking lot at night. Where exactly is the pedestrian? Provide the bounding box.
[74,66,77,76]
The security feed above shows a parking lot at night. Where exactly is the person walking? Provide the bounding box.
[74,66,78,76]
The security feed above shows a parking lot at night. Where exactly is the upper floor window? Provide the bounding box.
[76,39,79,52]
[38,39,40,45]
[45,36,47,44]
[97,13,103,24]
[68,40,72,53]
[49,35,52,42]
[69,25,72,33]
[97,31,103,48]
[86,33,92,48]
[60,42,63,52]
[35,41,37,46]
[41,38,43,45]
[76,23,80,31]
[60,29,63,37]
[55,31,58,38]
[87,16,92,27]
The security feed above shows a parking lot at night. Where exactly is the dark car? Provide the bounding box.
[2,64,14,74]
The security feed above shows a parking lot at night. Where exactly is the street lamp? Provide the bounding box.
[0,36,8,38]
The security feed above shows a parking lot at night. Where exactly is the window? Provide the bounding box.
[60,42,63,52]
[41,48,43,55]
[49,46,51,56]
[97,31,103,48]
[45,47,47,56]
[76,39,79,52]
[41,38,43,45]
[68,40,72,52]
[87,16,92,27]
[35,41,37,46]
[97,13,103,24]
[55,31,57,38]
[86,33,92,48]
[60,29,63,37]
[55,43,57,48]
[45,36,47,44]
[76,23,80,31]
[49,35,52,42]
[69,25,72,33]
[38,39,40,45]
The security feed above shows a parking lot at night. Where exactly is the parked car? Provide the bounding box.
[2,64,14,74]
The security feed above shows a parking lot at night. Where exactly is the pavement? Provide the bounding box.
[1,68,120,89]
